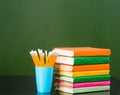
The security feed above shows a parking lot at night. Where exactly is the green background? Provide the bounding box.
[0,0,120,79]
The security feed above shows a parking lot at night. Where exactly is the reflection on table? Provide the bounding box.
[37,93,51,95]
[54,91,110,95]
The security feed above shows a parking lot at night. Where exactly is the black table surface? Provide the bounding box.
[0,76,119,95]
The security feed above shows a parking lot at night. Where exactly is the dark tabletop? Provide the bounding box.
[0,76,119,95]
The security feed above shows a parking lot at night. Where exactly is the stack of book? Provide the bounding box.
[54,47,111,94]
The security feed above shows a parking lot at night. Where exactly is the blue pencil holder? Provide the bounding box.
[35,66,54,93]
[37,92,51,95]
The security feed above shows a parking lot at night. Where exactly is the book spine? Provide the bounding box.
[74,56,110,65]
[73,81,110,88]
[74,75,111,83]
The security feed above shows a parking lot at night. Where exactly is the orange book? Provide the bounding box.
[54,47,111,57]
[55,64,110,72]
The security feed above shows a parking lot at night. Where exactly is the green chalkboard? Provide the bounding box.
[0,0,120,79]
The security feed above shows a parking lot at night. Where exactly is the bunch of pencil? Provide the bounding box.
[29,49,58,67]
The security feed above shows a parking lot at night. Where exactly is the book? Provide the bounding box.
[56,86,110,94]
[56,91,110,95]
[54,47,111,57]
[55,70,110,77]
[55,75,111,83]
[56,80,110,88]
[55,64,110,72]
[56,56,110,65]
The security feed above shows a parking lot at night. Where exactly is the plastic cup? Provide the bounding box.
[37,92,51,95]
[35,66,53,93]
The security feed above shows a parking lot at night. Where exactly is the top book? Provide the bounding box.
[54,47,111,57]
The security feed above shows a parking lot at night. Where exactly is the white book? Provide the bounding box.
[56,86,110,94]
[57,91,110,95]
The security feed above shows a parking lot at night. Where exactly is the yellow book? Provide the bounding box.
[55,70,110,77]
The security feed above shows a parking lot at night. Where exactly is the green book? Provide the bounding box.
[56,56,110,65]
[55,75,111,83]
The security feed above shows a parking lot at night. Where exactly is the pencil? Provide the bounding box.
[46,50,58,66]
[38,49,45,66]
[29,50,40,66]
[30,49,58,67]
